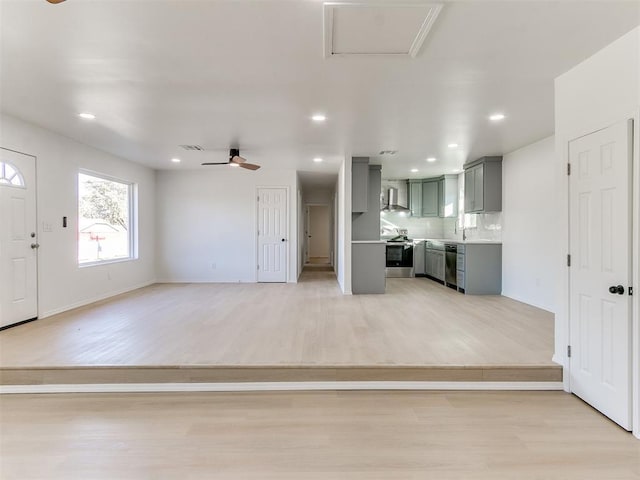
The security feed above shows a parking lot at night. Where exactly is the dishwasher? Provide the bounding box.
[445,243,457,289]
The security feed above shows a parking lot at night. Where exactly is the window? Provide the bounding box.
[0,161,25,187]
[78,172,135,265]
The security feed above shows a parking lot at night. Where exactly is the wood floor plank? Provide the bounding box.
[0,391,638,479]
[0,271,555,368]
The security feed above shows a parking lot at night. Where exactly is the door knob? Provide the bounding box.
[30,243,40,249]
[281,238,286,242]
[608,285,625,295]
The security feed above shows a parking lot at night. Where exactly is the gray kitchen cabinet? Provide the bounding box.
[352,242,386,294]
[413,241,426,276]
[421,179,439,217]
[408,180,422,217]
[352,157,369,213]
[438,174,459,218]
[425,240,445,282]
[352,165,382,241]
[457,243,502,295]
[463,156,502,213]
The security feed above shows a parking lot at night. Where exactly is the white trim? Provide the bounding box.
[0,381,564,395]
[323,2,443,58]
[39,279,155,319]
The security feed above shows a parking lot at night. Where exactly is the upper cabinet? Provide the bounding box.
[463,156,502,213]
[352,157,370,213]
[408,180,422,217]
[438,175,458,218]
[421,179,439,217]
[407,175,458,218]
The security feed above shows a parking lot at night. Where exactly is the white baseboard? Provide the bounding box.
[39,279,156,319]
[1,381,565,394]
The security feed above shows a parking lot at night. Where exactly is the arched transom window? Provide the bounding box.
[0,161,25,187]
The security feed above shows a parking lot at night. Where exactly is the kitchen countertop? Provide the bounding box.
[403,238,502,245]
[352,240,387,244]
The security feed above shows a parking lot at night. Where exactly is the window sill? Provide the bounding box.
[79,257,137,268]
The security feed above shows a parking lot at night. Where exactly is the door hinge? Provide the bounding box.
[567,163,571,175]
[567,345,572,358]
[567,254,571,267]
[257,265,260,270]
[629,287,633,296]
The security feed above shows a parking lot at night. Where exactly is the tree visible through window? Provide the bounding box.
[78,172,133,264]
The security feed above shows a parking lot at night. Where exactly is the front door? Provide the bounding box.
[568,119,633,430]
[257,187,287,282]
[0,148,38,328]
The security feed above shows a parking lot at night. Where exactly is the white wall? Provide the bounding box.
[502,136,556,313]
[156,168,298,283]
[0,113,156,318]
[555,26,640,436]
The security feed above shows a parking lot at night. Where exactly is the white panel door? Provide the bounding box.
[257,188,287,282]
[569,119,632,430]
[0,149,38,328]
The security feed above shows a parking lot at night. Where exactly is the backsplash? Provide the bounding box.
[462,213,503,241]
[381,211,445,239]
[380,176,503,242]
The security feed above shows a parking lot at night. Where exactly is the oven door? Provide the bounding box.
[386,244,404,267]
[386,244,413,267]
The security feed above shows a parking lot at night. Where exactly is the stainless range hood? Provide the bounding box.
[381,187,410,213]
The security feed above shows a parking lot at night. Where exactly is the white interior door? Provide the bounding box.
[308,205,330,261]
[0,149,38,328]
[568,119,633,430]
[257,187,287,282]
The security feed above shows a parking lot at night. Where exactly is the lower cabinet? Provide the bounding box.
[425,248,445,282]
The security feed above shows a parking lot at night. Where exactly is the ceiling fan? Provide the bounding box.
[202,149,261,171]
[46,0,66,3]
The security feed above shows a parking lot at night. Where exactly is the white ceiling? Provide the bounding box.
[1,0,639,181]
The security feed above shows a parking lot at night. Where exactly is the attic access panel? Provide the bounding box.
[324,2,443,57]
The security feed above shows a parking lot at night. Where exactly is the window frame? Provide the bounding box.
[77,169,137,268]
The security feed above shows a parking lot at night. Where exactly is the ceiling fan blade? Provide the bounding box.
[46,0,66,3]
[239,163,261,171]
[201,162,231,166]
[231,155,247,164]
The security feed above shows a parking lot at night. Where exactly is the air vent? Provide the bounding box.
[379,150,398,155]
[179,145,205,151]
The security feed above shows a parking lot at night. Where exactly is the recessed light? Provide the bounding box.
[489,113,506,121]
[230,163,240,167]
[448,143,458,149]
[78,112,96,120]
[410,168,418,173]
[426,157,436,163]
[311,114,326,122]
[171,158,181,163]
[313,157,323,163]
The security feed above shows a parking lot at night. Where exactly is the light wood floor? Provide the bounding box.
[0,271,555,367]
[1,391,638,479]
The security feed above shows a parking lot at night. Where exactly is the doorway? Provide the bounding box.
[0,148,38,329]
[306,205,331,265]
[568,119,634,430]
